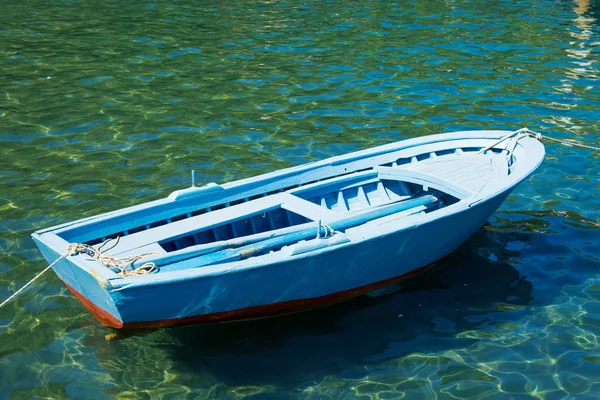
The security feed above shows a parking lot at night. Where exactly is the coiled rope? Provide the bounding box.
[69,237,158,277]
[0,237,156,309]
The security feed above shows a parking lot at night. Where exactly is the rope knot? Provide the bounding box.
[66,243,93,257]
[66,237,158,277]
[317,222,335,239]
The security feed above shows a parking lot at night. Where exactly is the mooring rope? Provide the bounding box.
[537,133,600,151]
[0,260,60,309]
[0,238,156,309]
[479,127,600,154]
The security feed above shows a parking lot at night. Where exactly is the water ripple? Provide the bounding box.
[0,0,599,398]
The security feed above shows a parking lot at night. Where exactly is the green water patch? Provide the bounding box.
[1,0,600,398]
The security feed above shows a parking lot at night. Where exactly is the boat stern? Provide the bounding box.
[31,231,125,328]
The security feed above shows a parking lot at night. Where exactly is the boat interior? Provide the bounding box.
[55,143,513,273]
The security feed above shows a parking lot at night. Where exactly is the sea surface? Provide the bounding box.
[1,0,599,398]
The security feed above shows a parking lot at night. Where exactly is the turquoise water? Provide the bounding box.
[1,0,599,398]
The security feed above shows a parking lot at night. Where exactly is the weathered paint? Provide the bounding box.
[60,279,124,328]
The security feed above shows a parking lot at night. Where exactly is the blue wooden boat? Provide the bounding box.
[31,129,544,329]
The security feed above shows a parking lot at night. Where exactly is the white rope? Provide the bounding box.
[479,127,600,155]
[507,132,529,165]
[321,223,335,238]
[537,134,600,151]
[478,128,528,154]
[0,260,61,309]
[316,220,335,238]
[0,238,157,309]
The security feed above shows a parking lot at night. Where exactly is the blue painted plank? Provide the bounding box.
[103,195,285,255]
[160,194,438,272]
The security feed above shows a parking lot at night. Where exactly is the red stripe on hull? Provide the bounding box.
[60,279,124,329]
[61,263,434,330]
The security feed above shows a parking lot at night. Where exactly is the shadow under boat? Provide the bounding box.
[86,227,535,389]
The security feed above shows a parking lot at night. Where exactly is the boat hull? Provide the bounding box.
[44,189,509,329]
[61,263,434,329]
